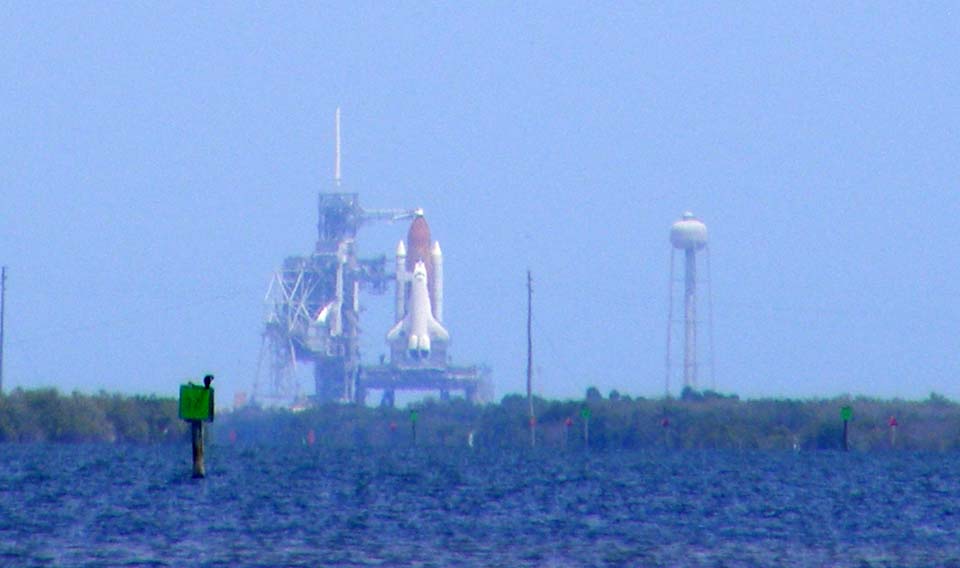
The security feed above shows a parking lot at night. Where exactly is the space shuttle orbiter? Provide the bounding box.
[387,260,448,358]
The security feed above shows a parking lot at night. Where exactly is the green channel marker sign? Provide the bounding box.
[410,410,419,423]
[580,407,592,420]
[840,405,853,422]
[179,384,215,422]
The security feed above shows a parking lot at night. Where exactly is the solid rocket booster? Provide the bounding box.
[395,240,407,321]
[431,241,443,323]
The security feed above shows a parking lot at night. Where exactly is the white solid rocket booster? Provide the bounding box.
[395,240,407,321]
[431,241,443,323]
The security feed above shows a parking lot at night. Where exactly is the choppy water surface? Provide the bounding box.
[1,445,958,566]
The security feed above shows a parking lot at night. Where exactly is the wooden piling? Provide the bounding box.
[191,421,205,478]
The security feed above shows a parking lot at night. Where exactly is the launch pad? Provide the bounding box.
[254,115,491,407]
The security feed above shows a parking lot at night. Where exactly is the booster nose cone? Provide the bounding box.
[396,240,407,257]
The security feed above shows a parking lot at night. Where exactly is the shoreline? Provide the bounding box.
[1,387,957,451]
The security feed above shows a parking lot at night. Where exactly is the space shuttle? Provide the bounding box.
[388,210,448,361]
[387,260,448,358]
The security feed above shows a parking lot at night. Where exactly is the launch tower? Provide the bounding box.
[255,110,415,404]
[257,193,415,404]
[255,110,491,406]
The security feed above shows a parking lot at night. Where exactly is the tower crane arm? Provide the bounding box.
[361,208,419,224]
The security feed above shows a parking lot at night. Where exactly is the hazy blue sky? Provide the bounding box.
[1,4,958,405]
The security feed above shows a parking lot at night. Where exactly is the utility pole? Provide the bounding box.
[527,270,535,448]
[0,266,6,395]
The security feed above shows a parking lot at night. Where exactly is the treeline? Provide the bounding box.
[3,387,960,450]
[218,389,960,452]
[0,388,185,443]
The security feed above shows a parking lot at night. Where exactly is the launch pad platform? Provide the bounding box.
[357,364,492,407]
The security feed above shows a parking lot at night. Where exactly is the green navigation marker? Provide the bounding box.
[179,383,214,422]
[840,405,853,422]
[410,410,419,423]
[580,407,592,420]
[180,375,215,479]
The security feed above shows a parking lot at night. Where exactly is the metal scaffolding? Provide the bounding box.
[253,193,415,405]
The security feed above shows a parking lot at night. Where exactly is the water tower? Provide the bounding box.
[666,212,713,394]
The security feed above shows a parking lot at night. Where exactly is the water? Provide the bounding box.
[1,445,959,566]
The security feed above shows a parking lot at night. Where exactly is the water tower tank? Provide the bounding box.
[670,212,707,250]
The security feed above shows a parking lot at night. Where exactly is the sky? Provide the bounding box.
[1,3,958,405]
